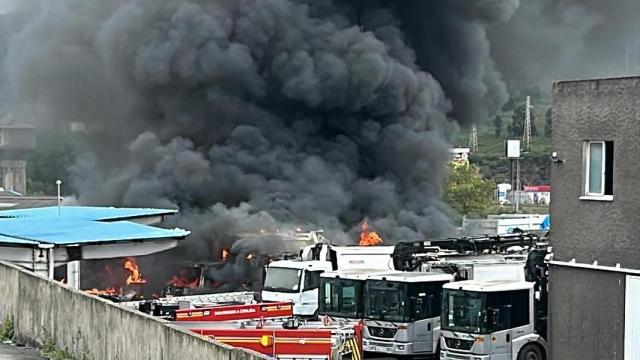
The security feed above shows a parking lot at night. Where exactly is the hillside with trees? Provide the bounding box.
[453,91,553,188]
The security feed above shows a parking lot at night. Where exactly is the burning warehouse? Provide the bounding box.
[162,229,329,296]
[0,206,189,294]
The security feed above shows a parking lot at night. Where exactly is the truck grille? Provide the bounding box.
[444,338,474,351]
[367,326,397,338]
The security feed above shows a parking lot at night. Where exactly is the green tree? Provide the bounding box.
[544,108,552,137]
[493,115,503,137]
[444,163,496,218]
[509,103,537,137]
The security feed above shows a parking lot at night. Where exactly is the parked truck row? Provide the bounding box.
[127,232,551,360]
[261,233,550,359]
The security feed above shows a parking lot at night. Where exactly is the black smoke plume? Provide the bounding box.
[1,0,638,291]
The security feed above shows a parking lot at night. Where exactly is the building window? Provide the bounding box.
[0,130,5,146]
[583,140,613,199]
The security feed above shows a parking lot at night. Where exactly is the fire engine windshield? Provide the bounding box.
[318,278,363,318]
[263,267,301,293]
[441,289,488,334]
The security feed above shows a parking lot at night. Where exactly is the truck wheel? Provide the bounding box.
[517,344,545,360]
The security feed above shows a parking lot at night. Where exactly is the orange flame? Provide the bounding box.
[86,286,119,296]
[124,257,147,285]
[222,249,230,261]
[359,220,383,246]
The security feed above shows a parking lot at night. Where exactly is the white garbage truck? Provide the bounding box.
[359,233,545,358]
[362,271,454,357]
[261,244,396,316]
[439,246,550,360]
[318,268,385,325]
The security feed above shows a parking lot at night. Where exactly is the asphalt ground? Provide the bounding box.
[0,343,44,360]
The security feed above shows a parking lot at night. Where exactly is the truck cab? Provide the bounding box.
[262,244,396,316]
[261,260,331,316]
[318,268,384,324]
[439,280,546,360]
[362,271,454,357]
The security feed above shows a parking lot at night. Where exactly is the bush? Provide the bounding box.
[0,316,14,342]
[41,338,74,360]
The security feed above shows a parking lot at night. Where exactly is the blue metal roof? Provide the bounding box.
[0,233,38,245]
[0,206,178,221]
[0,206,189,247]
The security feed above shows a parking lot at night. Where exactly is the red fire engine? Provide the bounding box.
[193,328,334,358]
[173,301,293,322]
[172,302,362,359]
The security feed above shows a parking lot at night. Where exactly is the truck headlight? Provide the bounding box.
[396,345,405,351]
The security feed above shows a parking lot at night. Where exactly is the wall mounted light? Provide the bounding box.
[550,152,564,164]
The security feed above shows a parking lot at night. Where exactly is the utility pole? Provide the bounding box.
[56,179,62,216]
[523,96,532,150]
[515,158,520,213]
[506,140,521,213]
[469,124,478,153]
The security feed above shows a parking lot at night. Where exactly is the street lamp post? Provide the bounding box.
[56,180,62,216]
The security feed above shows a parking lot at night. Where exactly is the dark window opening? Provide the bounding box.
[604,141,614,195]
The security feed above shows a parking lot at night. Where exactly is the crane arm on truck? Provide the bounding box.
[435,232,541,254]
[391,232,544,271]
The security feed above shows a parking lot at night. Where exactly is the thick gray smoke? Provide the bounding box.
[2,0,455,254]
[1,0,639,290]
[385,0,518,125]
[489,0,640,91]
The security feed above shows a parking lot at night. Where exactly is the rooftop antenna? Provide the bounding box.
[469,123,478,153]
[523,96,532,150]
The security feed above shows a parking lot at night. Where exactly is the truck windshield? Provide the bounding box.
[364,280,447,323]
[319,278,363,318]
[441,289,488,334]
[364,280,408,322]
[263,267,301,293]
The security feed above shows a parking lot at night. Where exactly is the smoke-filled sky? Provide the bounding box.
[0,0,638,253]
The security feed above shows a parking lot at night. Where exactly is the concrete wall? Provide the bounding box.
[552,76,640,268]
[548,264,626,360]
[0,261,265,360]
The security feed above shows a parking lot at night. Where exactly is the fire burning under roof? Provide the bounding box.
[0,206,188,246]
[0,206,190,273]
